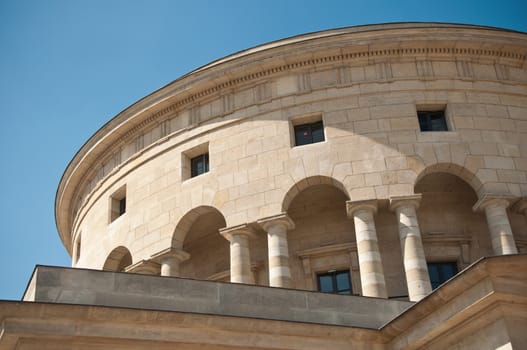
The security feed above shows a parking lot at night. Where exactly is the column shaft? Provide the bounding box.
[151,248,190,277]
[160,256,180,277]
[267,225,291,287]
[258,214,294,288]
[229,233,254,283]
[220,225,257,284]
[484,202,518,255]
[347,201,387,298]
[391,195,432,302]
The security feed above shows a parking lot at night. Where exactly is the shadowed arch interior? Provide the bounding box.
[173,206,229,280]
[414,163,482,196]
[103,246,132,272]
[282,176,349,213]
[285,178,353,290]
[414,171,493,264]
[171,206,226,249]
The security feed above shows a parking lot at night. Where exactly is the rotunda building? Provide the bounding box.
[56,22,527,302]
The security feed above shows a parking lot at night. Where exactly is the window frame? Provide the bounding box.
[294,120,325,146]
[417,109,448,132]
[190,153,209,178]
[290,114,325,147]
[316,269,352,295]
[182,142,210,181]
[109,185,127,223]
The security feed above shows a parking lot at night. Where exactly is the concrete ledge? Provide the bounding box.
[22,265,412,329]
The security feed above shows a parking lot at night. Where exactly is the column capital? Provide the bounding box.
[257,213,295,231]
[346,199,378,218]
[124,259,160,275]
[472,194,517,213]
[389,194,422,212]
[150,247,190,264]
[220,224,258,241]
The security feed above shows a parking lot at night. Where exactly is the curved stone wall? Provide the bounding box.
[57,23,527,300]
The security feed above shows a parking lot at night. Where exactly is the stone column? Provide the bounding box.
[257,213,295,288]
[390,194,432,302]
[150,248,190,277]
[220,224,257,284]
[474,195,518,255]
[346,200,388,298]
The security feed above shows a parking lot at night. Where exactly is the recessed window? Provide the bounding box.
[294,120,325,146]
[110,185,126,223]
[418,110,448,132]
[182,142,210,181]
[317,270,352,295]
[191,153,209,178]
[427,262,458,290]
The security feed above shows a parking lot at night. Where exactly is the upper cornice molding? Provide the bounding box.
[55,22,527,251]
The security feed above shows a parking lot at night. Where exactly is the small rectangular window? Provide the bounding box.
[182,142,209,181]
[190,153,209,178]
[427,262,458,290]
[418,110,448,132]
[294,120,325,146]
[110,185,126,223]
[317,270,352,295]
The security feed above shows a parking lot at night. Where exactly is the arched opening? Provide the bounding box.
[174,206,229,281]
[282,176,348,212]
[285,178,356,293]
[103,246,132,272]
[414,171,492,289]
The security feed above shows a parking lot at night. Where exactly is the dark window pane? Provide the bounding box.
[430,114,447,131]
[428,262,458,290]
[418,110,448,132]
[317,270,352,295]
[294,120,324,146]
[318,275,333,293]
[336,271,352,294]
[294,124,312,146]
[311,121,325,143]
[336,272,350,289]
[119,197,126,216]
[442,263,458,280]
[191,153,209,177]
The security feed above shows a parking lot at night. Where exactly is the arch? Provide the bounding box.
[103,246,132,272]
[414,169,494,269]
[414,163,482,195]
[171,206,226,249]
[282,176,349,212]
[284,175,354,291]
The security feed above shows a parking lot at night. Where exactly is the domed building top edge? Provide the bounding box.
[193,22,526,73]
[54,22,527,252]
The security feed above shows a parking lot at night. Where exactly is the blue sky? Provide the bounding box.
[0,0,526,300]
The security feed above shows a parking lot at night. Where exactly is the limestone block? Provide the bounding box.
[390,117,418,131]
[354,120,378,134]
[484,156,515,170]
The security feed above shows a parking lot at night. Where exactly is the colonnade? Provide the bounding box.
[155,193,520,302]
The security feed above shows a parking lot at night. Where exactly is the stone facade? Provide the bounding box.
[2,23,527,349]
